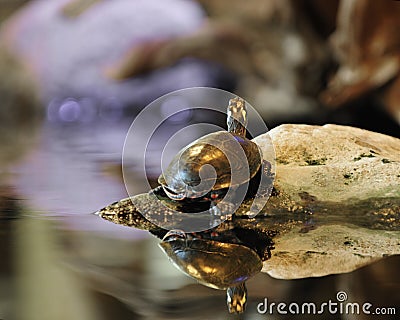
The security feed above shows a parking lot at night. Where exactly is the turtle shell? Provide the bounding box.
[158,131,262,198]
[159,237,262,289]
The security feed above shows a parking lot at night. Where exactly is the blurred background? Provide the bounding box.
[0,0,399,319]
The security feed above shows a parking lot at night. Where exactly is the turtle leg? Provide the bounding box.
[247,160,274,218]
[226,282,247,313]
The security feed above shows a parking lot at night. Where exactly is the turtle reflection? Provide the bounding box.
[159,230,263,314]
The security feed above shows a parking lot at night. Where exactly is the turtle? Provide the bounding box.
[96,192,277,314]
[157,97,263,221]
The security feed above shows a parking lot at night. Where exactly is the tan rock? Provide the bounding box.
[254,124,400,279]
[255,123,400,203]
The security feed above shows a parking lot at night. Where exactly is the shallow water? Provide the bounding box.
[0,120,399,320]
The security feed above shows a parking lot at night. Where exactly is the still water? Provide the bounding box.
[1,119,399,320]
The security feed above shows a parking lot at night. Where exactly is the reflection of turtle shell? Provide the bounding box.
[159,237,262,289]
[158,131,262,197]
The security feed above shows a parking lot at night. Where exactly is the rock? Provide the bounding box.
[254,124,400,279]
[255,123,400,203]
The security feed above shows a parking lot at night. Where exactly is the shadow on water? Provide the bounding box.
[0,118,399,320]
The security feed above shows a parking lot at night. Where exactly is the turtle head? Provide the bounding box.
[158,174,187,200]
[227,97,247,137]
[227,283,247,313]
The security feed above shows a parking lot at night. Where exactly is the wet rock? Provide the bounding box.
[254,124,400,279]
